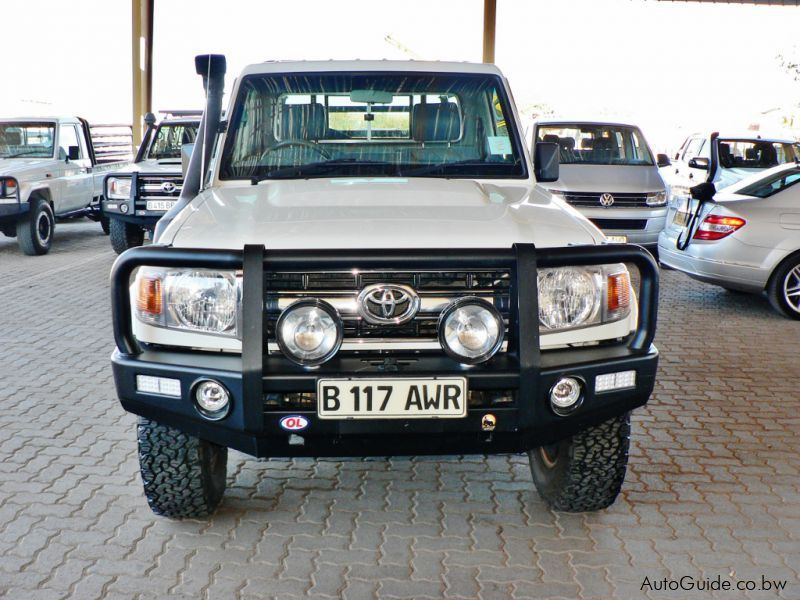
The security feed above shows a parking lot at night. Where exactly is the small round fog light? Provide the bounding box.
[194,379,231,420]
[549,377,583,415]
[120,203,129,214]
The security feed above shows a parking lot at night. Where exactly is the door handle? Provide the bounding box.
[688,173,694,180]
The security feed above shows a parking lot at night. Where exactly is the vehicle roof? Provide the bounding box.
[686,131,798,143]
[722,160,800,193]
[159,118,201,126]
[0,116,80,124]
[533,118,641,129]
[239,60,504,77]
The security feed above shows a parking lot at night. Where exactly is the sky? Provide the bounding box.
[2,0,800,153]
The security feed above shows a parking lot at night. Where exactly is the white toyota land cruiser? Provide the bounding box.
[110,55,659,518]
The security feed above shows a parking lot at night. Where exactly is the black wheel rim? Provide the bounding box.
[36,212,51,244]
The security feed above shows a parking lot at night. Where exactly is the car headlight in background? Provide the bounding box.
[107,177,132,200]
[135,268,241,337]
[276,300,343,366]
[0,178,18,202]
[438,297,504,364]
[645,190,667,206]
[538,264,631,332]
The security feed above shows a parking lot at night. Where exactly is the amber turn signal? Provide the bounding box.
[136,275,162,315]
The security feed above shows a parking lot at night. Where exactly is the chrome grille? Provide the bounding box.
[135,175,183,205]
[563,191,649,208]
[265,270,511,349]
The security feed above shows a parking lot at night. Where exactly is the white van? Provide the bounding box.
[531,119,670,247]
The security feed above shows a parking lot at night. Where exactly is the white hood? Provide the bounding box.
[0,157,57,176]
[161,178,603,250]
[113,158,182,175]
[545,164,665,194]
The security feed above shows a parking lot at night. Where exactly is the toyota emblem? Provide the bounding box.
[599,193,615,207]
[161,181,177,193]
[357,284,420,325]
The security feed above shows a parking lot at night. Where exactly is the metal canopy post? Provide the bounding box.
[482,0,497,64]
[131,0,154,147]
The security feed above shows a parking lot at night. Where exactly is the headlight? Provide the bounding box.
[276,300,343,366]
[646,190,667,206]
[107,177,132,200]
[438,297,504,364]
[135,268,241,337]
[0,178,18,201]
[538,264,631,332]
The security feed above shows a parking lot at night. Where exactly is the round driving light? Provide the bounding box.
[193,379,231,420]
[120,203,129,214]
[549,377,583,415]
[276,300,343,367]
[438,297,504,365]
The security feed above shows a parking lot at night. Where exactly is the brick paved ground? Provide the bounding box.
[0,220,798,600]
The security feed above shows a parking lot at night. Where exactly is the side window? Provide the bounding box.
[58,125,81,160]
[682,138,703,161]
[698,139,711,159]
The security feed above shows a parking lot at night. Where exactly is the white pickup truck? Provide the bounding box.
[0,117,132,254]
[110,56,660,519]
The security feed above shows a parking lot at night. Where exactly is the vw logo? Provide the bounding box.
[357,284,420,325]
[161,181,177,193]
[599,193,615,207]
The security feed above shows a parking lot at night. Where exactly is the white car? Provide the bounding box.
[665,132,800,198]
[109,56,659,519]
[532,119,670,247]
[659,163,800,319]
[0,117,131,254]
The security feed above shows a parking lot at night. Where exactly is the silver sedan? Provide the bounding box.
[658,163,800,319]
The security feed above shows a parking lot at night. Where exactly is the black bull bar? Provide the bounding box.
[110,243,658,456]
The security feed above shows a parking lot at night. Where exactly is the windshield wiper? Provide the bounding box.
[250,159,396,184]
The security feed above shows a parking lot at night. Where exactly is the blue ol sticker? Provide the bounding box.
[280,415,309,431]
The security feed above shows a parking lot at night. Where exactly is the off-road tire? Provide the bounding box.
[100,215,110,235]
[109,218,145,254]
[529,413,630,512]
[767,254,800,320]
[137,417,227,519]
[16,198,54,255]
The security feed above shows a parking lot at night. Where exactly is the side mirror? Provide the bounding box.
[67,145,80,161]
[181,143,195,177]
[690,181,716,202]
[656,153,671,167]
[534,142,559,183]
[688,157,709,170]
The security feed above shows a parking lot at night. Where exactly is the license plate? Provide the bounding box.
[146,200,176,211]
[606,235,627,243]
[673,211,690,227]
[317,377,467,419]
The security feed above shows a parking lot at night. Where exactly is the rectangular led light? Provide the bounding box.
[136,375,181,398]
[595,370,636,393]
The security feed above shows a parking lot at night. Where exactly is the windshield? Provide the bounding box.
[537,123,654,166]
[148,123,199,160]
[717,139,799,170]
[736,167,800,198]
[219,72,526,180]
[0,122,55,158]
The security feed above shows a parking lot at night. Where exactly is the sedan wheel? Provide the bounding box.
[768,257,800,319]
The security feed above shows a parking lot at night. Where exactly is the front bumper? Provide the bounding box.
[0,200,27,222]
[110,244,659,458]
[578,206,667,246]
